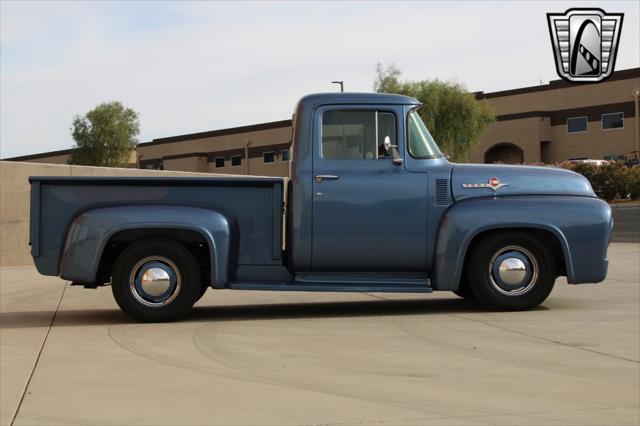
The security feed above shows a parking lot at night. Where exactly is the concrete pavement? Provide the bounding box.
[1,243,638,425]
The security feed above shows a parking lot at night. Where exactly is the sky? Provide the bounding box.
[1,0,638,158]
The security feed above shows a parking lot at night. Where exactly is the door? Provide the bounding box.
[311,106,428,271]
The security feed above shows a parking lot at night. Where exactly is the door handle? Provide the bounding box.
[314,175,339,183]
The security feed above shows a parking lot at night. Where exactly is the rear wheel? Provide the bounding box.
[112,238,201,322]
[453,280,476,300]
[467,232,556,311]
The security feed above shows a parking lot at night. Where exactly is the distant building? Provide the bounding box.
[5,67,639,175]
[472,67,639,165]
[137,120,292,177]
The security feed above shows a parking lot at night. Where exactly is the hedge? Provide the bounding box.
[558,162,640,201]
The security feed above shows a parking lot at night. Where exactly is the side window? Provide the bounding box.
[322,110,396,160]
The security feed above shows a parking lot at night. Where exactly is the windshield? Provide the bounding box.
[407,109,442,158]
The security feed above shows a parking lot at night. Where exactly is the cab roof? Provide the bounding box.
[298,92,421,107]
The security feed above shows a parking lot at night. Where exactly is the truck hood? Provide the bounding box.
[451,164,595,201]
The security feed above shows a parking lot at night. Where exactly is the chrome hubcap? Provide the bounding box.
[129,257,181,307]
[498,257,527,285]
[489,246,538,296]
[141,267,172,296]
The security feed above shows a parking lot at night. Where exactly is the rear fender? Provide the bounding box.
[59,205,233,287]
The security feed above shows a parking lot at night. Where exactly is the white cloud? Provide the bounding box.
[1,0,638,158]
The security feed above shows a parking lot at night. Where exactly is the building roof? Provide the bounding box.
[3,147,73,162]
[475,67,640,99]
[139,119,293,147]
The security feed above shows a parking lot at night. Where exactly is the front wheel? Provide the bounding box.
[467,232,556,311]
[111,238,201,322]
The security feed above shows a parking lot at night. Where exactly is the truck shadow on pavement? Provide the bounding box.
[0,297,556,329]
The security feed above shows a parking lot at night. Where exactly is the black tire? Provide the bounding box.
[453,279,476,300]
[111,238,201,322]
[467,232,556,311]
[196,283,208,303]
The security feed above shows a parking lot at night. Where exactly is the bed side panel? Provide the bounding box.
[31,178,284,277]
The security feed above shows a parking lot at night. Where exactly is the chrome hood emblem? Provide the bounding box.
[462,177,509,192]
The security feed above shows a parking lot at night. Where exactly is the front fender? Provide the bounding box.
[59,205,233,287]
[432,196,612,291]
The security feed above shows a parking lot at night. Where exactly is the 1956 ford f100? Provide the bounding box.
[29,93,613,322]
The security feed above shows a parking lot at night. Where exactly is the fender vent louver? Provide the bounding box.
[435,179,450,205]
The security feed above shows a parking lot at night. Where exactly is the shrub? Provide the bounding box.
[627,167,640,200]
[559,161,637,202]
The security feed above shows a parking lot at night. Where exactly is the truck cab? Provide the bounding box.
[29,93,613,322]
[288,93,450,274]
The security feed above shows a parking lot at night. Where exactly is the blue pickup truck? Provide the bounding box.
[29,93,613,322]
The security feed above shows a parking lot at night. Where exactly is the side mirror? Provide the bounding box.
[383,136,404,166]
[383,136,393,153]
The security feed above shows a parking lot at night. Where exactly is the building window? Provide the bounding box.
[231,155,242,166]
[567,116,587,133]
[602,112,623,130]
[281,149,290,161]
[215,157,225,168]
[263,151,275,163]
[142,161,162,170]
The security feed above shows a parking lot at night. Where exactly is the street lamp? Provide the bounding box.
[331,81,344,92]
[633,88,640,159]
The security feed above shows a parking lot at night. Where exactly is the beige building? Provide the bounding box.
[473,67,640,164]
[137,120,292,177]
[5,67,639,174]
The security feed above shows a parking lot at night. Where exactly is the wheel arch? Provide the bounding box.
[461,226,570,284]
[97,228,212,288]
[59,205,234,287]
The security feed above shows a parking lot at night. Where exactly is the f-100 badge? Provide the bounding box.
[547,8,623,82]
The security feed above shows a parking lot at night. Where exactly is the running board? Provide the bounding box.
[227,281,432,293]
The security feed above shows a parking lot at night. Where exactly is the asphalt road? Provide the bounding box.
[1,243,638,425]
[612,205,640,243]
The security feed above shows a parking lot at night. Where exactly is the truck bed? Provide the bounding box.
[29,176,286,277]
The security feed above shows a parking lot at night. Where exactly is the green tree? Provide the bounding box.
[374,64,495,162]
[70,101,140,167]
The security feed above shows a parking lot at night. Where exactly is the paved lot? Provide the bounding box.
[1,243,638,426]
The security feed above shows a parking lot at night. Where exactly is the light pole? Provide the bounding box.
[331,81,344,92]
[244,139,251,175]
[633,88,640,159]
